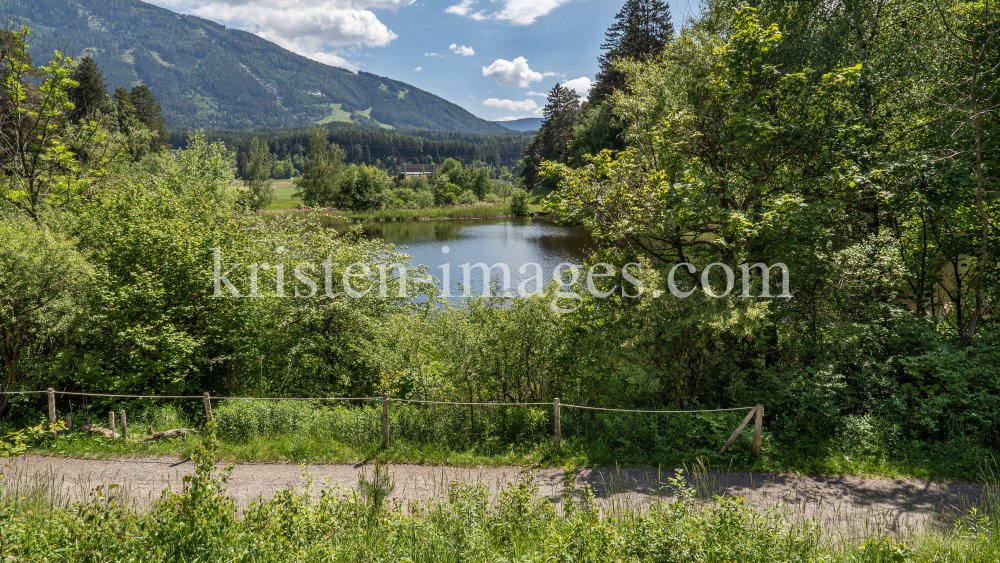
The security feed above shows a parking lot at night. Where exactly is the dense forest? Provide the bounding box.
[0,0,509,132]
[169,123,533,176]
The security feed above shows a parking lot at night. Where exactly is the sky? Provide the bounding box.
[144,0,703,122]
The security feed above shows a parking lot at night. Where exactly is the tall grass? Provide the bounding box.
[2,428,998,561]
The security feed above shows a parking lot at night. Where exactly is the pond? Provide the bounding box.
[355,218,595,297]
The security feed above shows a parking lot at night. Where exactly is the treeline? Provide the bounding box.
[168,124,533,178]
[290,128,524,211]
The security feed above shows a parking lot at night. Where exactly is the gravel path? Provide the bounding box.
[7,455,990,539]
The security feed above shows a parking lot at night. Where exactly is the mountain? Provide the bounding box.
[495,118,543,132]
[2,0,510,133]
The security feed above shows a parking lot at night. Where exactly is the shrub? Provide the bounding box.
[482,192,501,203]
[510,188,530,216]
[456,190,479,205]
[413,190,435,208]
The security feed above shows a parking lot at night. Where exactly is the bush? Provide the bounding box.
[482,192,501,203]
[456,190,479,205]
[510,188,530,216]
[413,190,435,208]
[400,175,431,193]
[389,187,417,208]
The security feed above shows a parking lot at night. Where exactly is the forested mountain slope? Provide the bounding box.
[1,0,508,132]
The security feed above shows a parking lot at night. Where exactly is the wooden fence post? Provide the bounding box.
[47,388,56,428]
[109,411,116,435]
[752,404,763,456]
[553,398,561,452]
[203,392,213,422]
[719,407,757,454]
[66,413,72,432]
[382,392,390,449]
[120,410,128,442]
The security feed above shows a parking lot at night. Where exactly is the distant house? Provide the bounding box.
[395,163,443,176]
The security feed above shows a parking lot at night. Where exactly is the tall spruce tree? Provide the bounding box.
[67,56,107,122]
[243,137,274,211]
[522,84,582,189]
[590,0,674,104]
[129,84,168,150]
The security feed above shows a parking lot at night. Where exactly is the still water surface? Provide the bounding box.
[357,218,594,296]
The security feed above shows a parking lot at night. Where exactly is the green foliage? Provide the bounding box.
[127,84,168,150]
[455,189,479,205]
[0,26,136,220]
[522,84,582,189]
[294,127,346,207]
[336,163,393,210]
[567,102,623,165]
[509,188,530,216]
[198,125,532,174]
[239,137,274,211]
[66,56,106,122]
[2,458,998,562]
[0,420,64,457]
[590,0,674,105]
[0,215,92,407]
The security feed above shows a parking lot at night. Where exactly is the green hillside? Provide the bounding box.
[1,0,509,133]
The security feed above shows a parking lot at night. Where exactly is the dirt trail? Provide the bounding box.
[7,455,990,539]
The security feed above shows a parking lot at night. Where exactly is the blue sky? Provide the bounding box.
[146,0,702,121]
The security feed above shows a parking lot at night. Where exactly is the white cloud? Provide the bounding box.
[495,0,570,25]
[449,43,475,56]
[533,106,544,116]
[483,98,539,111]
[445,0,488,20]
[524,91,546,97]
[147,0,414,70]
[563,76,593,96]
[414,66,423,71]
[424,52,444,57]
[446,0,569,25]
[482,57,543,87]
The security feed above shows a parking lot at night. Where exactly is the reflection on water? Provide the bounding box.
[340,218,595,296]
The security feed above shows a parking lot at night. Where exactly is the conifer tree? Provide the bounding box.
[521,84,582,189]
[129,84,168,150]
[590,0,674,104]
[243,137,274,210]
[67,56,107,122]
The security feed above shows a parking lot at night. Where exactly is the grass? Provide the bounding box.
[315,103,352,125]
[3,427,999,562]
[16,401,1000,483]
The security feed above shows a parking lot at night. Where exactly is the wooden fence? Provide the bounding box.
[9,389,764,456]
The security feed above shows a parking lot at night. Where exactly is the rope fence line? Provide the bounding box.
[561,404,755,414]
[391,399,552,407]
[10,389,765,456]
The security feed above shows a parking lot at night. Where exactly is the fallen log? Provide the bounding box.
[139,428,199,443]
[79,424,120,439]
